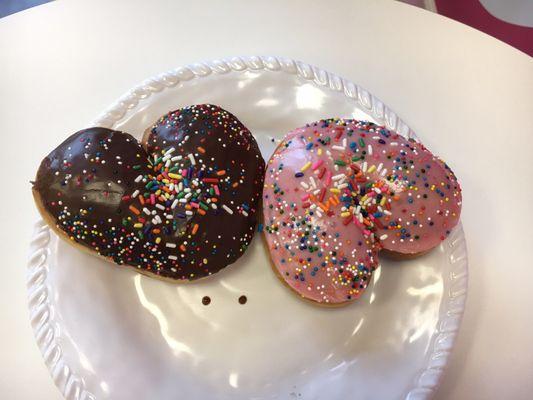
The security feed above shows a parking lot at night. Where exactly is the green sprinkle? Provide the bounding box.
[145,181,155,189]
[132,165,141,170]
[352,156,361,162]
[137,231,144,239]
[199,202,209,211]
[359,138,365,147]
[169,166,180,173]
[154,157,163,164]
[335,160,346,166]
[122,218,129,226]
[177,192,185,199]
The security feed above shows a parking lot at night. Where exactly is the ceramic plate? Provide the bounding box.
[27,56,468,400]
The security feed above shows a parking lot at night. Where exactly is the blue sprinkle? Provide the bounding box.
[295,172,304,178]
[306,143,313,150]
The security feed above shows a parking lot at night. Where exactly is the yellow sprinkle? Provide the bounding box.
[431,185,436,191]
[317,148,322,155]
[380,197,387,206]
[155,237,161,244]
[330,188,341,194]
[168,173,181,180]
[134,223,143,228]
[301,161,312,172]
[203,258,208,264]
[162,178,170,184]
[155,189,161,196]
[367,165,376,173]
[341,212,351,217]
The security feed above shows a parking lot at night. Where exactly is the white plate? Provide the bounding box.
[27,56,468,400]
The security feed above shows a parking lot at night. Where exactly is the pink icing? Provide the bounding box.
[262,119,462,304]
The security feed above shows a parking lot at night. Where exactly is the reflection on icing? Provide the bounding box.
[176,286,221,331]
[135,275,194,356]
[229,372,239,388]
[295,84,325,109]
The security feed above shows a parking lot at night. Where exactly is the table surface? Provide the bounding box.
[1,0,532,399]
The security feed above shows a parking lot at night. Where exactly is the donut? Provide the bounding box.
[262,118,461,305]
[32,104,265,281]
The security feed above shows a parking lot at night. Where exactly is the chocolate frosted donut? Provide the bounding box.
[263,118,462,305]
[33,104,265,281]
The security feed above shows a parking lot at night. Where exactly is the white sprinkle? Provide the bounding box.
[185,210,193,216]
[222,204,233,214]
[362,162,368,173]
[188,153,196,165]
[241,210,249,217]
[377,163,383,172]
[300,182,309,189]
[152,218,159,225]
[380,168,388,176]
[332,173,345,181]
[165,159,171,168]
[155,215,162,224]
[310,177,317,188]
[383,210,392,215]
[131,189,140,198]
[337,183,348,189]
[184,188,191,193]
[184,193,192,199]
[171,155,182,162]
[342,138,347,147]
[179,198,188,203]
[390,142,398,146]
[168,255,178,260]
[166,242,176,248]
[171,199,179,209]
[155,204,165,210]
[134,175,143,183]
[143,207,151,215]
[166,214,173,219]
[169,183,174,191]
[165,147,175,155]
[313,189,321,195]
[368,145,373,155]
[379,234,388,240]
[332,145,345,151]
[374,187,382,194]
[211,203,217,209]
[152,210,157,215]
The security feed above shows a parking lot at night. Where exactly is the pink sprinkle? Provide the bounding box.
[150,194,156,205]
[325,171,332,186]
[190,202,199,208]
[182,169,188,176]
[363,229,372,236]
[312,159,323,170]
[301,194,310,201]
[214,185,220,196]
[162,172,169,178]
[367,191,376,197]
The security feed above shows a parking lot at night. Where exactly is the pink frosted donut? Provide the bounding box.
[262,119,462,305]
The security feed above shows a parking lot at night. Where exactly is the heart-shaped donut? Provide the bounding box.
[33,104,265,281]
[263,119,462,305]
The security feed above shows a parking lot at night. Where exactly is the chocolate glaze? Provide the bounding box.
[33,104,265,281]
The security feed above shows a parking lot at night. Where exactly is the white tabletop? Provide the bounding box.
[1,0,532,399]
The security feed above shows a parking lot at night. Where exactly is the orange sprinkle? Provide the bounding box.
[232,182,239,188]
[211,197,218,203]
[129,205,140,215]
[179,244,186,252]
[185,204,192,210]
[152,229,161,234]
[216,170,226,176]
[197,146,206,153]
[198,209,206,216]
[393,195,401,201]
[318,202,329,212]
[139,195,145,205]
[192,224,199,235]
